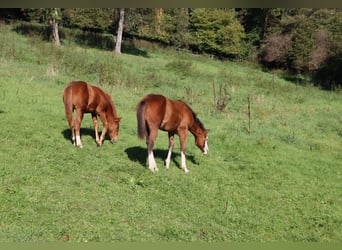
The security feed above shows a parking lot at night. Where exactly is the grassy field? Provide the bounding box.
[0,24,341,242]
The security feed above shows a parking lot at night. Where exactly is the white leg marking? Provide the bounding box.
[148,152,158,172]
[165,148,172,169]
[76,135,83,148]
[181,151,189,173]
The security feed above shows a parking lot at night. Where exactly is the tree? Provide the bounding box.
[238,8,283,48]
[49,8,61,46]
[261,32,292,68]
[62,8,113,32]
[124,8,190,47]
[114,8,125,54]
[311,9,342,88]
[124,8,159,40]
[259,8,341,88]
[19,8,62,46]
[159,8,191,47]
[189,8,245,57]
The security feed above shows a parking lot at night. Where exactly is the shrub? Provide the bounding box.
[260,33,292,68]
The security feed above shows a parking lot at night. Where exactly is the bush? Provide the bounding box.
[165,59,193,77]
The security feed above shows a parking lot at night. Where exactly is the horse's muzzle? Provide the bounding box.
[203,141,209,154]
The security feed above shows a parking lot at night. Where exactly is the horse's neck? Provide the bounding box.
[106,108,117,122]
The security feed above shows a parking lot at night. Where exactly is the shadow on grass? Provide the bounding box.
[122,42,149,58]
[62,128,110,145]
[124,146,198,170]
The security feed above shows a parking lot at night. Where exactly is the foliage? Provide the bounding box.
[0,8,341,89]
[62,8,114,32]
[124,8,157,40]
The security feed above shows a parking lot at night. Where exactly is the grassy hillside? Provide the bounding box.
[0,24,341,242]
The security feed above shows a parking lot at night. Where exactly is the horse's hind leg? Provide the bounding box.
[74,109,84,148]
[70,121,76,146]
[147,140,158,172]
[165,132,175,169]
[64,98,76,146]
[147,128,158,172]
[92,113,100,145]
[66,117,76,146]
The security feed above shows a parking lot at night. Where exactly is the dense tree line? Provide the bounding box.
[0,8,341,89]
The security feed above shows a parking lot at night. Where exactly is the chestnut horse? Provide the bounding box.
[136,94,209,173]
[63,81,121,148]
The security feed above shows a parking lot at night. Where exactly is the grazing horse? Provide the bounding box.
[136,94,209,173]
[62,81,121,148]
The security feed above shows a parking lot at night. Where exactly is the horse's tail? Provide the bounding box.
[62,85,73,127]
[136,100,146,140]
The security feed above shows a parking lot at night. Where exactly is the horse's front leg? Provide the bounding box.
[92,113,100,145]
[179,130,189,173]
[165,132,175,169]
[97,113,108,146]
[97,127,107,146]
[180,152,189,173]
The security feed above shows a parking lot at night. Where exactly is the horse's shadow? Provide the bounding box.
[62,130,199,170]
[124,146,199,170]
[62,128,110,144]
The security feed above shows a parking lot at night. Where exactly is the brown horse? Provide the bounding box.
[63,81,121,148]
[136,94,209,173]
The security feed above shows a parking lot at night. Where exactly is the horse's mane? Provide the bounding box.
[191,110,205,130]
[104,92,118,117]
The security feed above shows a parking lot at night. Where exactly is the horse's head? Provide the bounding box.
[107,117,121,142]
[195,129,209,155]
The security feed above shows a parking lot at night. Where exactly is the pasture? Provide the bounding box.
[0,24,341,242]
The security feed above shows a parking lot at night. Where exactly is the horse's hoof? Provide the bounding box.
[149,167,158,172]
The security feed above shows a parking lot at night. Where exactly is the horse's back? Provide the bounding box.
[139,94,193,132]
[64,81,88,93]
[140,94,167,123]
[141,94,166,106]
[63,81,88,101]
[63,81,91,110]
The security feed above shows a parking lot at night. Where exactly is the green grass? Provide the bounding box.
[0,24,341,242]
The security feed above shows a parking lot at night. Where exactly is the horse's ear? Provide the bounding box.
[116,117,122,122]
[205,129,210,135]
